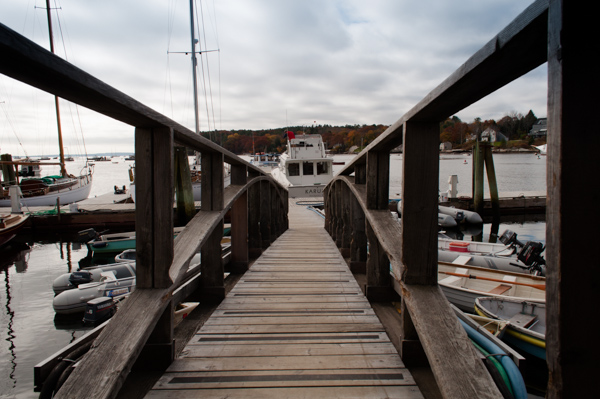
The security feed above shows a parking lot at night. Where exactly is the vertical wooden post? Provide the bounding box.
[366,151,390,210]
[473,140,485,215]
[230,164,248,273]
[247,179,262,258]
[174,146,195,225]
[482,143,500,219]
[350,195,367,273]
[334,182,344,247]
[355,163,366,185]
[340,185,351,257]
[201,151,224,211]
[200,151,225,302]
[401,120,438,285]
[546,1,598,397]
[365,220,391,301]
[135,126,174,289]
[259,180,271,248]
[1,154,17,184]
[134,126,175,368]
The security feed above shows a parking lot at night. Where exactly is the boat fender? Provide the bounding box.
[91,241,108,248]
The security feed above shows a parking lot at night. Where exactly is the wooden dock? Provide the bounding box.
[145,201,423,398]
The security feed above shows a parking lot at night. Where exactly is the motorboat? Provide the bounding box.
[475,296,546,360]
[270,132,333,198]
[52,262,136,295]
[80,227,186,255]
[53,269,135,314]
[438,229,546,276]
[438,262,545,313]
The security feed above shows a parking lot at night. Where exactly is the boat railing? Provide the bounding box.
[324,0,552,397]
[1,19,288,399]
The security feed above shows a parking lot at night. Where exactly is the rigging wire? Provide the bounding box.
[0,101,30,158]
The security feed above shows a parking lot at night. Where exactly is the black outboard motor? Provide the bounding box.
[69,270,93,286]
[499,229,546,276]
[77,228,98,243]
[83,297,116,325]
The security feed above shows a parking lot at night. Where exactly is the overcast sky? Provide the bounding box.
[1,0,547,156]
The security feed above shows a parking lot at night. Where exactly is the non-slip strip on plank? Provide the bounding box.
[168,373,404,384]
[221,310,366,315]
[197,334,383,342]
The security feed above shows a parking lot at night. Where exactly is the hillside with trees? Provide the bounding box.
[201,111,544,155]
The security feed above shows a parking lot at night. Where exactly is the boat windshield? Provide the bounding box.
[302,161,313,176]
[316,161,329,175]
[288,163,300,176]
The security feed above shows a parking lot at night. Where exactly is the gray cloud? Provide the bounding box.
[1,0,546,156]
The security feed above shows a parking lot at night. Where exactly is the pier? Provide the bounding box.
[145,201,423,398]
[1,0,598,397]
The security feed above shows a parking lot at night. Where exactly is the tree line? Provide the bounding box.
[201,110,542,155]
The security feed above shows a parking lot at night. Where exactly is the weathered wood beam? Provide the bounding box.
[366,150,390,210]
[230,190,249,273]
[54,288,171,399]
[201,151,224,212]
[396,281,502,398]
[546,1,599,397]
[135,126,174,289]
[401,121,438,285]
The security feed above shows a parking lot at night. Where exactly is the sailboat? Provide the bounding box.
[129,0,228,204]
[0,1,93,208]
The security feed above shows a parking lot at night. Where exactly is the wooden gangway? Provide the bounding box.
[3,1,597,396]
[146,201,422,398]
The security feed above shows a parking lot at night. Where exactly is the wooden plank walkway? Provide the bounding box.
[145,200,423,398]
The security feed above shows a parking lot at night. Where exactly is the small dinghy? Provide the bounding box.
[52,262,136,295]
[438,229,546,276]
[475,296,546,360]
[438,262,546,313]
[53,271,135,314]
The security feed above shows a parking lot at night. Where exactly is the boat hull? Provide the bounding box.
[0,214,29,247]
[438,263,546,313]
[475,296,546,360]
[0,175,92,207]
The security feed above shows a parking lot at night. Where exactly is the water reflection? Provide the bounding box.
[3,269,17,389]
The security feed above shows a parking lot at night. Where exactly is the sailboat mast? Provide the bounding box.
[45,0,66,176]
[189,0,201,135]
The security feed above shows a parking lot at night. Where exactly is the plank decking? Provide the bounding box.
[146,201,423,398]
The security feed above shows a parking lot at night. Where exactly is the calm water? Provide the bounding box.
[0,153,547,398]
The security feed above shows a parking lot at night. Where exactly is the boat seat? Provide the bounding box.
[508,313,538,328]
[488,284,512,295]
[451,255,472,265]
[439,276,463,286]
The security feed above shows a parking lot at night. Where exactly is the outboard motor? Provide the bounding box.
[83,297,116,325]
[499,229,546,276]
[69,270,93,286]
[77,228,98,243]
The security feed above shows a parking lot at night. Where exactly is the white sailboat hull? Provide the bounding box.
[0,175,92,207]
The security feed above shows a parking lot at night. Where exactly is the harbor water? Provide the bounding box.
[1,153,547,398]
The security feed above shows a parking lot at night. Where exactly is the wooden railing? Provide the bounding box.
[2,0,594,397]
[0,20,288,399]
[325,0,591,398]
